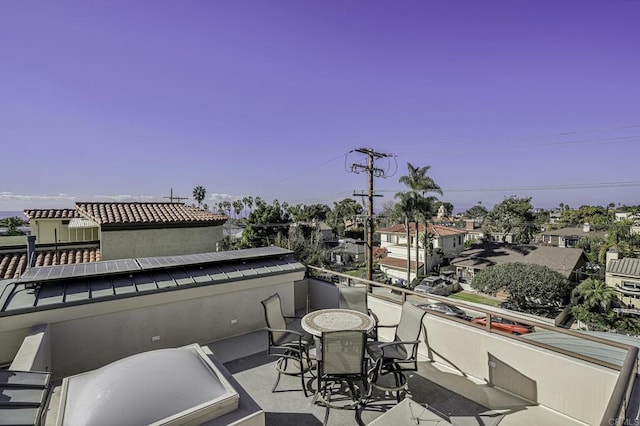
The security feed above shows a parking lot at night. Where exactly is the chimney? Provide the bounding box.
[583,223,590,233]
[606,249,619,265]
[27,235,36,268]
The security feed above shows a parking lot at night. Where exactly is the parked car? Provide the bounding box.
[471,316,534,335]
[417,302,467,319]
[413,282,449,295]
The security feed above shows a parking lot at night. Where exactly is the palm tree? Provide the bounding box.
[394,191,416,285]
[576,278,616,312]
[242,196,253,218]
[398,163,442,277]
[192,186,206,209]
[232,200,244,218]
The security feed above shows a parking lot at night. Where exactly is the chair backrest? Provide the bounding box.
[338,286,368,314]
[321,330,367,376]
[394,302,427,357]
[261,293,288,344]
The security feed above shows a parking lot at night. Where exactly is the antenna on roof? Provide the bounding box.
[163,188,188,203]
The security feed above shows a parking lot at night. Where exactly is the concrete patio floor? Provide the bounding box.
[207,330,586,426]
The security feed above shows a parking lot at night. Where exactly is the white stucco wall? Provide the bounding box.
[367,298,622,426]
[100,226,224,260]
[31,220,99,244]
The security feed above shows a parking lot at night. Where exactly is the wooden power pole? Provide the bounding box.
[350,148,393,282]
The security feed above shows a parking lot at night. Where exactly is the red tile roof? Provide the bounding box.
[377,223,466,237]
[0,247,101,279]
[75,202,227,226]
[377,257,423,270]
[24,209,79,220]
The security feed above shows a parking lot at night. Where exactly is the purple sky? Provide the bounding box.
[2,1,639,214]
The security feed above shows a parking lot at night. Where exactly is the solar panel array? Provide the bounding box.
[135,246,292,271]
[3,250,305,314]
[18,259,140,282]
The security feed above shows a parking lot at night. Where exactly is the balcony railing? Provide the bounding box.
[306,265,639,426]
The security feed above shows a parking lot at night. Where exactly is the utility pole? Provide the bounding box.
[350,148,393,282]
[164,188,188,203]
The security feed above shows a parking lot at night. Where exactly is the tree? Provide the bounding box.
[484,196,538,244]
[574,278,616,312]
[192,186,206,209]
[398,163,442,276]
[464,205,488,220]
[242,196,253,217]
[394,191,416,285]
[242,201,291,247]
[326,198,363,238]
[232,200,244,218]
[471,262,570,309]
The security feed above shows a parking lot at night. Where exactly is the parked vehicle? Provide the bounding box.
[413,282,448,294]
[417,302,467,319]
[471,316,534,335]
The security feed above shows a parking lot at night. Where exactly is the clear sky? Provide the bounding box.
[1,1,639,214]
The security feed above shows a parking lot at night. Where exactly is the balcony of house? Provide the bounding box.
[0,253,638,425]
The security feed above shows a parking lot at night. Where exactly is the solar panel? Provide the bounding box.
[18,259,140,283]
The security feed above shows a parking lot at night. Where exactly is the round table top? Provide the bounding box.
[301,308,374,337]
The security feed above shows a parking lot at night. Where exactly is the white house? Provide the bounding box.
[376,222,466,284]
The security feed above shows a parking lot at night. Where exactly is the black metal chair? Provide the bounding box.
[366,301,426,402]
[316,330,368,426]
[261,293,314,397]
[338,285,379,340]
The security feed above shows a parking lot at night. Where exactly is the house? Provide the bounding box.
[328,239,365,265]
[0,203,228,279]
[451,242,590,285]
[27,202,227,261]
[462,219,485,244]
[376,223,467,284]
[605,250,640,309]
[539,223,606,248]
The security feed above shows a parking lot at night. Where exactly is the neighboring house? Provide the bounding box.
[24,209,98,244]
[462,219,485,244]
[605,250,640,309]
[451,242,590,284]
[2,202,228,278]
[24,202,227,261]
[539,223,606,248]
[329,239,365,265]
[376,223,467,284]
[73,202,227,260]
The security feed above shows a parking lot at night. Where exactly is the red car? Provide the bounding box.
[471,316,534,335]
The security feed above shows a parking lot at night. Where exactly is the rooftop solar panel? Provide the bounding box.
[18,259,140,283]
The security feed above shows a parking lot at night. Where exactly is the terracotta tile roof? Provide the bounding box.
[377,256,423,270]
[0,247,101,279]
[377,223,466,237]
[75,202,227,226]
[23,209,79,220]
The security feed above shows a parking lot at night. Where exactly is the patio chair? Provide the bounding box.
[366,301,426,402]
[316,330,368,426]
[338,286,379,340]
[261,293,314,397]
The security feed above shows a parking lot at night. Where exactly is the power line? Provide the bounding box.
[349,148,394,282]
